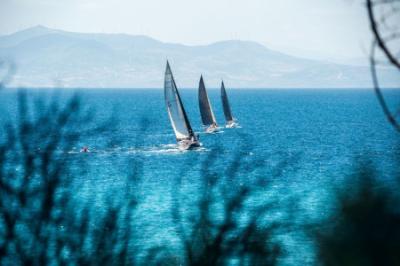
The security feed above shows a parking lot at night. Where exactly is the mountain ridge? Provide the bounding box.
[0,26,398,88]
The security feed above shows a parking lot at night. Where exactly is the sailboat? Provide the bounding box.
[164,61,200,150]
[221,80,238,128]
[198,75,218,133]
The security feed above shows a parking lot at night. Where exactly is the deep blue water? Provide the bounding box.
[0,88,399,265]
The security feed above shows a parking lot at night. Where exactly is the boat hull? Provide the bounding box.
[205,124,219,133]
[226,121,238,128]
[178,139,201,150]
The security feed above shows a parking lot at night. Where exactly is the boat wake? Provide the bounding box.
[67,150,81,154]
[149,144,208,154]
[67,144,208,156]
[226,125,242,129]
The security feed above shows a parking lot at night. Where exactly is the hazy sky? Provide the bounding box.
[0,0,372,60]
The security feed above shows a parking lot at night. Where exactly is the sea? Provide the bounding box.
[0,88,399,265]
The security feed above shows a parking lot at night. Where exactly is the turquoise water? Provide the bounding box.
[0,88,399,264]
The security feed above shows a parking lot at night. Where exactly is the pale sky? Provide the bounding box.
[0,0,372,60]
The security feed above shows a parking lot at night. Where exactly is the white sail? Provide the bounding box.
[164,62,194,141]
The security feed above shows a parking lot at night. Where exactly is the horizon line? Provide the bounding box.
[3,86,399,90]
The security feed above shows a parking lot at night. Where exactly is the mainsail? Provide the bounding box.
[221,81,234,123]
[164,62,195,141]
[198,76,217,126]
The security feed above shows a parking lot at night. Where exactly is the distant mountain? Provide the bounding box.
[0,26,399,88]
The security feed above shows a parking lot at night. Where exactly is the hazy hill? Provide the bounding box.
[0,26,398,88]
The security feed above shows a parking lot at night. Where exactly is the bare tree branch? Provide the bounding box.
[370,43,400,132]
[366,0,400,132]
[367,0,400,70]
